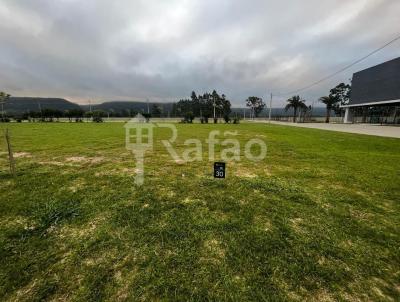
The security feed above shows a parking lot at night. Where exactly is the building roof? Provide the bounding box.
[348,57,400,107]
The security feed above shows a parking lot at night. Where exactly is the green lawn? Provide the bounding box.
[0,122,399,301]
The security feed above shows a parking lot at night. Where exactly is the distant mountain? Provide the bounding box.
[3,97,330,117]
[5,97,81,114]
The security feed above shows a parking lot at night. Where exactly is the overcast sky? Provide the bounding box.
[0,0,399,106]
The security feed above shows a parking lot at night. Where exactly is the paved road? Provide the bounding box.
[253,121,400,138]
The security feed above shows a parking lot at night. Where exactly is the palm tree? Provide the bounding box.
[285,96,307,122]
[319,95,338,123]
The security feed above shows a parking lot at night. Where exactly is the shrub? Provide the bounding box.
[92,116,103,122]
[142,113,151,122]
[223,115,231,123]
[184,112,195,123]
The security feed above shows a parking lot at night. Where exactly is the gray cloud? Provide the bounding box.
[0,0,399,106]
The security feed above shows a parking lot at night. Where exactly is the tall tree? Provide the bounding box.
[246,96,265,118]
[221,94,231,117]
[151,104,162,117]
[199,93,213,119]
[191,91,200,116]
[211,90,222,119]
[0,92,11,120]
[69,109,84,122]
[329,82,351,115]
[285,95,307,122]
[190,91,197,101]
[176,90,231,121]
[92,110,106,122]
[319,95,338,123]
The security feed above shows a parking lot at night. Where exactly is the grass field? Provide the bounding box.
[0,122,399,301]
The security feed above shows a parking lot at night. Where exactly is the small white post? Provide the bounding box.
[344,107,354,123]
[269,93,272,123]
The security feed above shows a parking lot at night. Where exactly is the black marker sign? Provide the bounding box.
[214,162,226,178]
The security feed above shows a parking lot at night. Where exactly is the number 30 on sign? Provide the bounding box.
[214,162,225,178]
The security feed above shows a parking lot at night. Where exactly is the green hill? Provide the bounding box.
[5,97,81,114]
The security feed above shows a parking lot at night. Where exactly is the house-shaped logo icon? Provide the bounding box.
[124,114,154,151]
[124,114,155,185]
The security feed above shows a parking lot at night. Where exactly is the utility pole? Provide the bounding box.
[213,96,216,120]
[89,100,92,113]
[38,101,42,118]
[269,93,272,123]
[311,100,315,121]
[146,99,150,114]
[298,107,301,123]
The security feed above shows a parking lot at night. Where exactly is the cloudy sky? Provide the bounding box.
[0,0,399,106]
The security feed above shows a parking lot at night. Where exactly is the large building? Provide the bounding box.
[343,57,400,124]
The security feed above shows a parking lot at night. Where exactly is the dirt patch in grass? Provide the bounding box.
[253,215,272,232]
[13,278,39,301]
[201,239,226,262]
[14,152,32,158]
[211,210,229,222]
[65,156,87,162]
[349,208,373,222]
[182,197,201,205]
[264,167,272,176]
[110,257,139,301]
[311,289,336,302]
[121,167,141,173]
[158,188,176,198]
[95,167,141,177]
[68,178,87,193]
[235,171,257,178]
[58,215,107,241]
[290,217,304,234]
[234,164,258,178]
[38,161,69,167]
[0,215,29,229]
[65,156,104,164]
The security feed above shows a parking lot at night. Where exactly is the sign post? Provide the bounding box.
[214,162,225,179]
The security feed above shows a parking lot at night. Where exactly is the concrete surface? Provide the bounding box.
[254,121,400,139]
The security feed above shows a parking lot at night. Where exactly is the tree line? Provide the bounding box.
[0,82,351,123]
[284,82,351,123]
[319,82,351,123]
[244,82,352,123]
[172,90,233,123]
